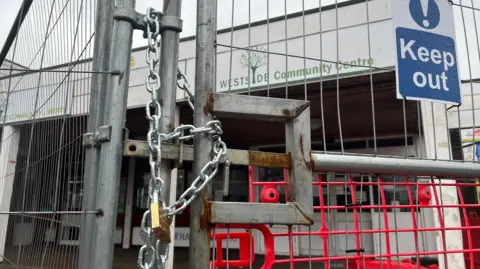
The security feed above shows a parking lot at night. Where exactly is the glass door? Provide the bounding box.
[59,176,83,245]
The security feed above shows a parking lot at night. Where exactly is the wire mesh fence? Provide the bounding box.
[207,168,480,269]
[166,0,480,269]
[0,0,95,268]
[1,0,480,269]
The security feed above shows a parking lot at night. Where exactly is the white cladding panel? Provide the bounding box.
[1,0,395,120]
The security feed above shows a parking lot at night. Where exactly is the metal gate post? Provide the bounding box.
[90,0,136,268]
[190,0,216,268]
[159,0,183,268]
[78,1,114,268]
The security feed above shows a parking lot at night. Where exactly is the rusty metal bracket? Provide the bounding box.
[208,201,313,225]
[125,93,314,226]
[123,139,292,169]
[207,93,314,225]
[206,92,310,122]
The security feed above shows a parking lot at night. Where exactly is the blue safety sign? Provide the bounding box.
[409,0,440,29]
[392,0,461,105]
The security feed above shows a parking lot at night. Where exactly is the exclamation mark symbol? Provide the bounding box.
[421,0,430,27]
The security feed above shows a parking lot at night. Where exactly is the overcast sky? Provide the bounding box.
[0,0,351,51]
[130,0,351,48]
[1,0,480,79]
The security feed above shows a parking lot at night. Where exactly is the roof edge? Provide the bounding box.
[132,0,371,52]
[4,0,372,74]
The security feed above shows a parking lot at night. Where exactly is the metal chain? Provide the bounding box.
[139,7,163,269]
[163,120,227,215]
[177,69,194,110]
[138,7,228,269]
[173,69,227,215]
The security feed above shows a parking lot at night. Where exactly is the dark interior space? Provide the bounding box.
[126,71,419,150]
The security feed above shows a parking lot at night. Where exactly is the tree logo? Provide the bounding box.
[130,56,135,68]
[240,46,268,84]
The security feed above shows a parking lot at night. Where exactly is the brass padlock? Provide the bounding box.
[151,200,172,243]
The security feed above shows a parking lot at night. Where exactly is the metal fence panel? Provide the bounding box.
[0,0,95,268]
[176,0,480,269]
[123,0,480,267]
[3,0,480,268]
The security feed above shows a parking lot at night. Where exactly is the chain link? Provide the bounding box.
[172,70,227,215]
[139,8,164,269]
[177,69,194,110]
[167,124,227,215]
[138,7,228,269]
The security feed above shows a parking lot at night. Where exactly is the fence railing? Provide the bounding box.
[0,0,95,268]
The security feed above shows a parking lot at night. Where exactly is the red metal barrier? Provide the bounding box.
[461,212,480,269]
[210,166,480,269]
[211,231,255,268]
[346,258,438,269]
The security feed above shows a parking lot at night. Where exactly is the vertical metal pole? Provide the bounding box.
[190,0,216,268]
[165,106,181,269]
[79,1,113,268]
[122,157,136,249]
[159,1,183,268]
[159,0,182,228]
[92,0,135,268]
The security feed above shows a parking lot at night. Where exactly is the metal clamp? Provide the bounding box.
[113,5,148,31]
[83,125,112,148]
[223,160,231,196]
[160,16,183,32]
[174,132,184,168]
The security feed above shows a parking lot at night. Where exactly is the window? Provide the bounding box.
[184,163,249,203]
[370,175,419,212]
[256,167,330,206]
[257,167,288,203]
[327,173,420,213]
[216,165,249,202]
[368,137,414,148]
[449,127,479,213]
[324,141,368,151]
[448,128,463,161]
[334,173,372,212]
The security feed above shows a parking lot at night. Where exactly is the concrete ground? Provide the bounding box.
[112,247,345,269]
[0,246,347,269]
[1,246,438,269]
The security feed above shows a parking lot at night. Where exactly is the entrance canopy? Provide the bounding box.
[126,71,419,149]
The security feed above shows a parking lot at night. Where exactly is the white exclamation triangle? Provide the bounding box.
[421,0,430,27]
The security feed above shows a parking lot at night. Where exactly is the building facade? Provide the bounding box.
[0,0,476,267]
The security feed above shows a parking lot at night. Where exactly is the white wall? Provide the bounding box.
[421,101,466,269]
[0,0,397,124]
[130,0,395,97]
[447,81,480,129]
[0,62,92,124]
[0,126,20,261]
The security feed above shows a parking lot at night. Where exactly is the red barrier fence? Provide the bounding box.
[210,166,480,269]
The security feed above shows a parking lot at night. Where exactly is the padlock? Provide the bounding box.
[150,195,172,243]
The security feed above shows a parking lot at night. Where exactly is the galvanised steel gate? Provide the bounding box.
[2,0,480,269]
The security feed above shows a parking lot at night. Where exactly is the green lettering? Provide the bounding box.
[274,71,281,80]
